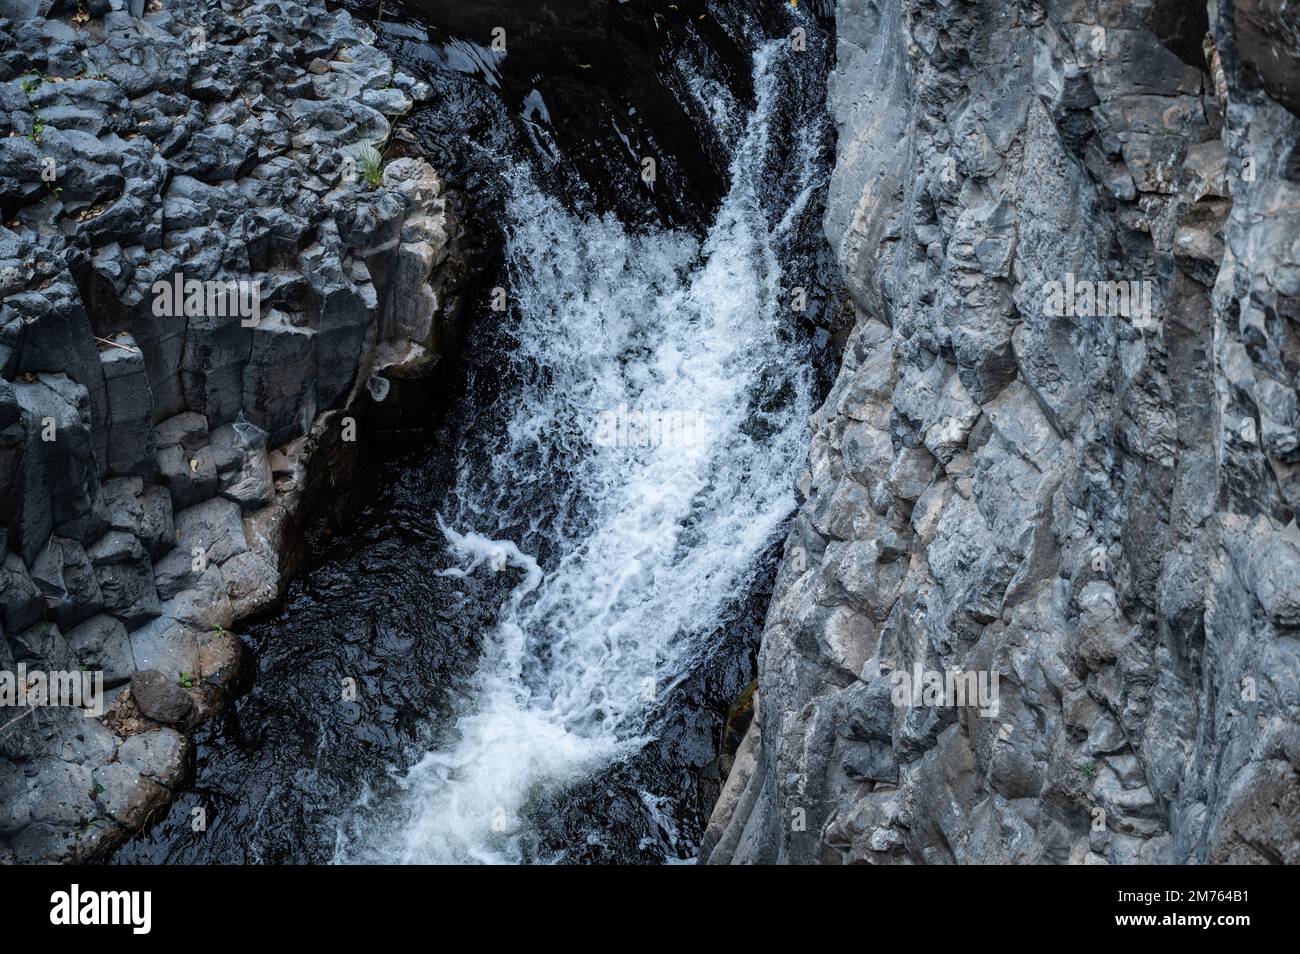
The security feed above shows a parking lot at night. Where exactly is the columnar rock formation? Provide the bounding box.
[706,0,1300,864]
[0,0,465,862]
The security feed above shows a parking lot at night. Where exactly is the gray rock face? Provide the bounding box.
[101,476,174,560]
[63,614,134,688]
[0,0,467,862]
[116,728,185,784]
[707,0,1300,865]
[87,528,160,627]
[30,536,102,628]
[99,336,155,477]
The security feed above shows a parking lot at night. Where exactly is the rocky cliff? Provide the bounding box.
[0,0,465,862]
[705,0,1300,864]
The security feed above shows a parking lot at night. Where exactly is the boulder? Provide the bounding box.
[129,670,193,724]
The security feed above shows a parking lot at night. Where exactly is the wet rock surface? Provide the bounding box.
[704,0,1300,865]
[0,0,467,862]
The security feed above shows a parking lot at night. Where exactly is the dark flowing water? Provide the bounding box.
[114,0,841,864]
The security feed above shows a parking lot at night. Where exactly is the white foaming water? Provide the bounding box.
[350,38,816,864]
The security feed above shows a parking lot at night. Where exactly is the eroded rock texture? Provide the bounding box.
[706,0,1300,864]
[0,0,466,862]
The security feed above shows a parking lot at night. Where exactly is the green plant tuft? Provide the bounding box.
[356,144,384,189]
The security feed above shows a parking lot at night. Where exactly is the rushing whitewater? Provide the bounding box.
[345,37,818,863]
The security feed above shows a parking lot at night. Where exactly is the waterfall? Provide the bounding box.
[340,35,821,864]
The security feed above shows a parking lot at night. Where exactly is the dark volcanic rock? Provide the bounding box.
[0,0,468,862]
[130,670,194,725]
[706,0,1300,866]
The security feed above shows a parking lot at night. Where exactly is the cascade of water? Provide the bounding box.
[342,34,823,863]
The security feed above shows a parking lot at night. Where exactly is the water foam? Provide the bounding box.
[352,36,817,864]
